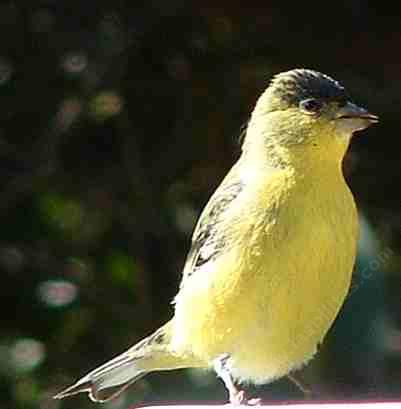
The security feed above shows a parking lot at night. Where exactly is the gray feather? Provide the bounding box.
[181,170,244,284]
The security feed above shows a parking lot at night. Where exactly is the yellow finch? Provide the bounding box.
[54,69,378,404]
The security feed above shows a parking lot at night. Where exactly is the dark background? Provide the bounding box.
[1,2,400,409]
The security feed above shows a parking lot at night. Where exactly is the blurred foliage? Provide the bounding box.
[0,1,400,409]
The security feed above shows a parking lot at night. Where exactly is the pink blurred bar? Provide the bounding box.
[140,403,401,409]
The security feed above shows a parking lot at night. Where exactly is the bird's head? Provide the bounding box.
[244,69,378,166]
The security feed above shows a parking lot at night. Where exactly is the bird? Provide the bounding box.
[54,69,378,404]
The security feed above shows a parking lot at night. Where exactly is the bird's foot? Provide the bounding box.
[246,398,262,406]
[229,390,262,406]
[229,389,245,405]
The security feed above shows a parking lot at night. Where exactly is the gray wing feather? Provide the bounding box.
[181,172,244,284]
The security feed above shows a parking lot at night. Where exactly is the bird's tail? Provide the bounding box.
[54,321,197,402]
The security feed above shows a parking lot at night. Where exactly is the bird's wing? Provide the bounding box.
[180,167,244,286]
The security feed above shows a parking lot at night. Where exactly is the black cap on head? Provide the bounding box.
[269,69,350,108]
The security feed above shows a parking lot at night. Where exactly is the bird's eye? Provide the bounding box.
[299,98,322,114]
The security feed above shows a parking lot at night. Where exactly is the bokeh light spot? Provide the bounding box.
[39,193,85,237]
[174,203,198,235]
[106,251,136,286]
[89,91,124,121]
[61,51,88,74]
[37,280,78,308]
[55,98,82,132]
[10,338,45,373]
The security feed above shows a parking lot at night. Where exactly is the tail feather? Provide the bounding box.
[54,321,198,402]
[54,352,147,402]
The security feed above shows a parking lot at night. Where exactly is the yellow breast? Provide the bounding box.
[172,166,358,383]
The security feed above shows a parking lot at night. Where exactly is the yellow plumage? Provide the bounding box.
[172,131,358,384]
[54,69,377,404]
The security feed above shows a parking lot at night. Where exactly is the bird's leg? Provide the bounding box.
[213,354,244,404]
[213,354,261,405]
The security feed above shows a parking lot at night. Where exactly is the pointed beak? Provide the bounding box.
[336,102,379,123]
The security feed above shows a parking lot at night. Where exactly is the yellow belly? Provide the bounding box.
[172,172,358,383]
